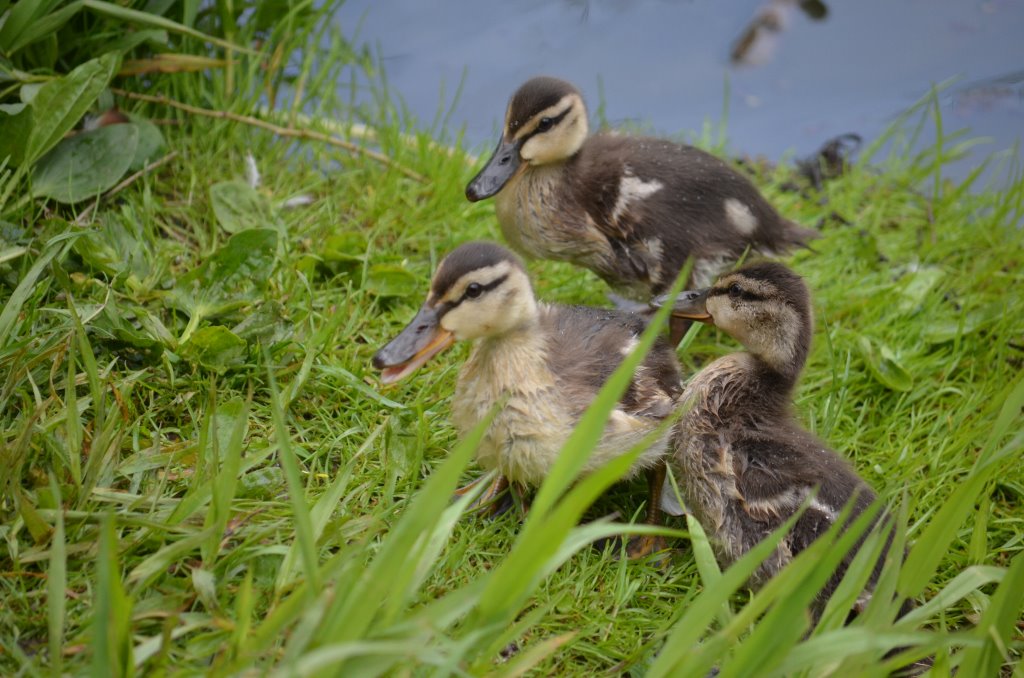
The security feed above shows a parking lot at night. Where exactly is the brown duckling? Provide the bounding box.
[656,262,892,618]
[465,76,818,342]
[373,241,684,556]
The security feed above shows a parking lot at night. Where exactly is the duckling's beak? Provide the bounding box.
[657,288,713,323]
[466,137,521,201]
[373,304,456,385]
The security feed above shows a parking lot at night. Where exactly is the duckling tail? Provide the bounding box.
[781,219,822,253]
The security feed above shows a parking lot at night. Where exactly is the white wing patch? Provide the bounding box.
[809,498,838,522]
[725,198,759,235]
[693,252,733,288]
[611,169,664,225]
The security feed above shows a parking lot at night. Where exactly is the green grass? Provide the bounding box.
[2,5,1023,675]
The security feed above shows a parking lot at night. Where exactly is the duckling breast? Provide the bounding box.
[451,335,572,486]
[495,164,611,269]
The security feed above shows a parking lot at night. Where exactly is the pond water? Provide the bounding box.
[335,0,1023,184]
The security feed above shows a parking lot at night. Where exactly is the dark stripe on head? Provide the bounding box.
[708,286,764,303]
[713,261,810,314]
[430,241,524,300]
[507,76,581,135]
[441,274,509,316]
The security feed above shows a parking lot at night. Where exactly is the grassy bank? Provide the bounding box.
[1,3,1023,675]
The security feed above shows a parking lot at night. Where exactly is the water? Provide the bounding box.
[335,0,1024,182]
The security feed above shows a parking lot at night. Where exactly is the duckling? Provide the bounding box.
[656,262,891,618]
[465,76,818,342]
[373,241,684,557]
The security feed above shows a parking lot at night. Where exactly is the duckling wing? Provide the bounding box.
[731,427,875,531]
[541,304,683,421]
[573,135,816,292]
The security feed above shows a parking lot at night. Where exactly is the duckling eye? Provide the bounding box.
[728,282,743,299]
[536,116,554,133]
[465,282,484,299]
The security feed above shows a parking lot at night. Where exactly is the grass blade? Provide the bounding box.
[957,550,1024,676]
[266,356,321,595]
[47,475,66,676]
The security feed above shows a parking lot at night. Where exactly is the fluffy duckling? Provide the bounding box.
[373,241,684,556]
[466,76,817,341]
[657,262,891,617]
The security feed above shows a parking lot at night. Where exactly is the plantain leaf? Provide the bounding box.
[180,326,247,373]
[897,266,944,313]
[32,124,139,203]
[128,116,166,171]
[209,179,273,233]
[365,264,418,298]
[168,228,278,344]
[26,52,120,166]
[857,335,913,392]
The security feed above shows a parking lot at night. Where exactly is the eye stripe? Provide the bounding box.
[528,106,571,137]
[441,274,509,315]
[709,287,764,302]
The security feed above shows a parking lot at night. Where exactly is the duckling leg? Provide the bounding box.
[669,316,692,346]
[625,461,669,559]
[453,474,513,517]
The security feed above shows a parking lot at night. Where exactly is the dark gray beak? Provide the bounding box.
[373,304,456,385]
[652,288,713,322]
[465,137,522,201]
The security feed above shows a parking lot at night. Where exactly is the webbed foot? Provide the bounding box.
[453,474,513,517]
[625,534,669,560]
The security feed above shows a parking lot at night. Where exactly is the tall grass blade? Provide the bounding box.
[47,475,66,676]
[900,375,1024,597]
[266,357,321,595]
[0,239,68,347]
[957,550,1024,676]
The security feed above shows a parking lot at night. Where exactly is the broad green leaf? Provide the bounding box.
[238,466,285,500]
[365,264,418,297]
[181,326,247,372]
[0,102,34,166]
[168,227,278,343]
[897,266,944,312]
[923,301,1004,344]
[26,52,120,166]
[128,116,166,171]
[209,179,273,233]
[232,299,291,345]
[72,215,159,290]
[32,123,139,203]
[80,299,166,364]
[322,231,368,263]
[857,335,913,392]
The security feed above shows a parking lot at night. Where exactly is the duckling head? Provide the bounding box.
[663,262,813,379]
[466,76,589,201]
[373,241,539,384]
